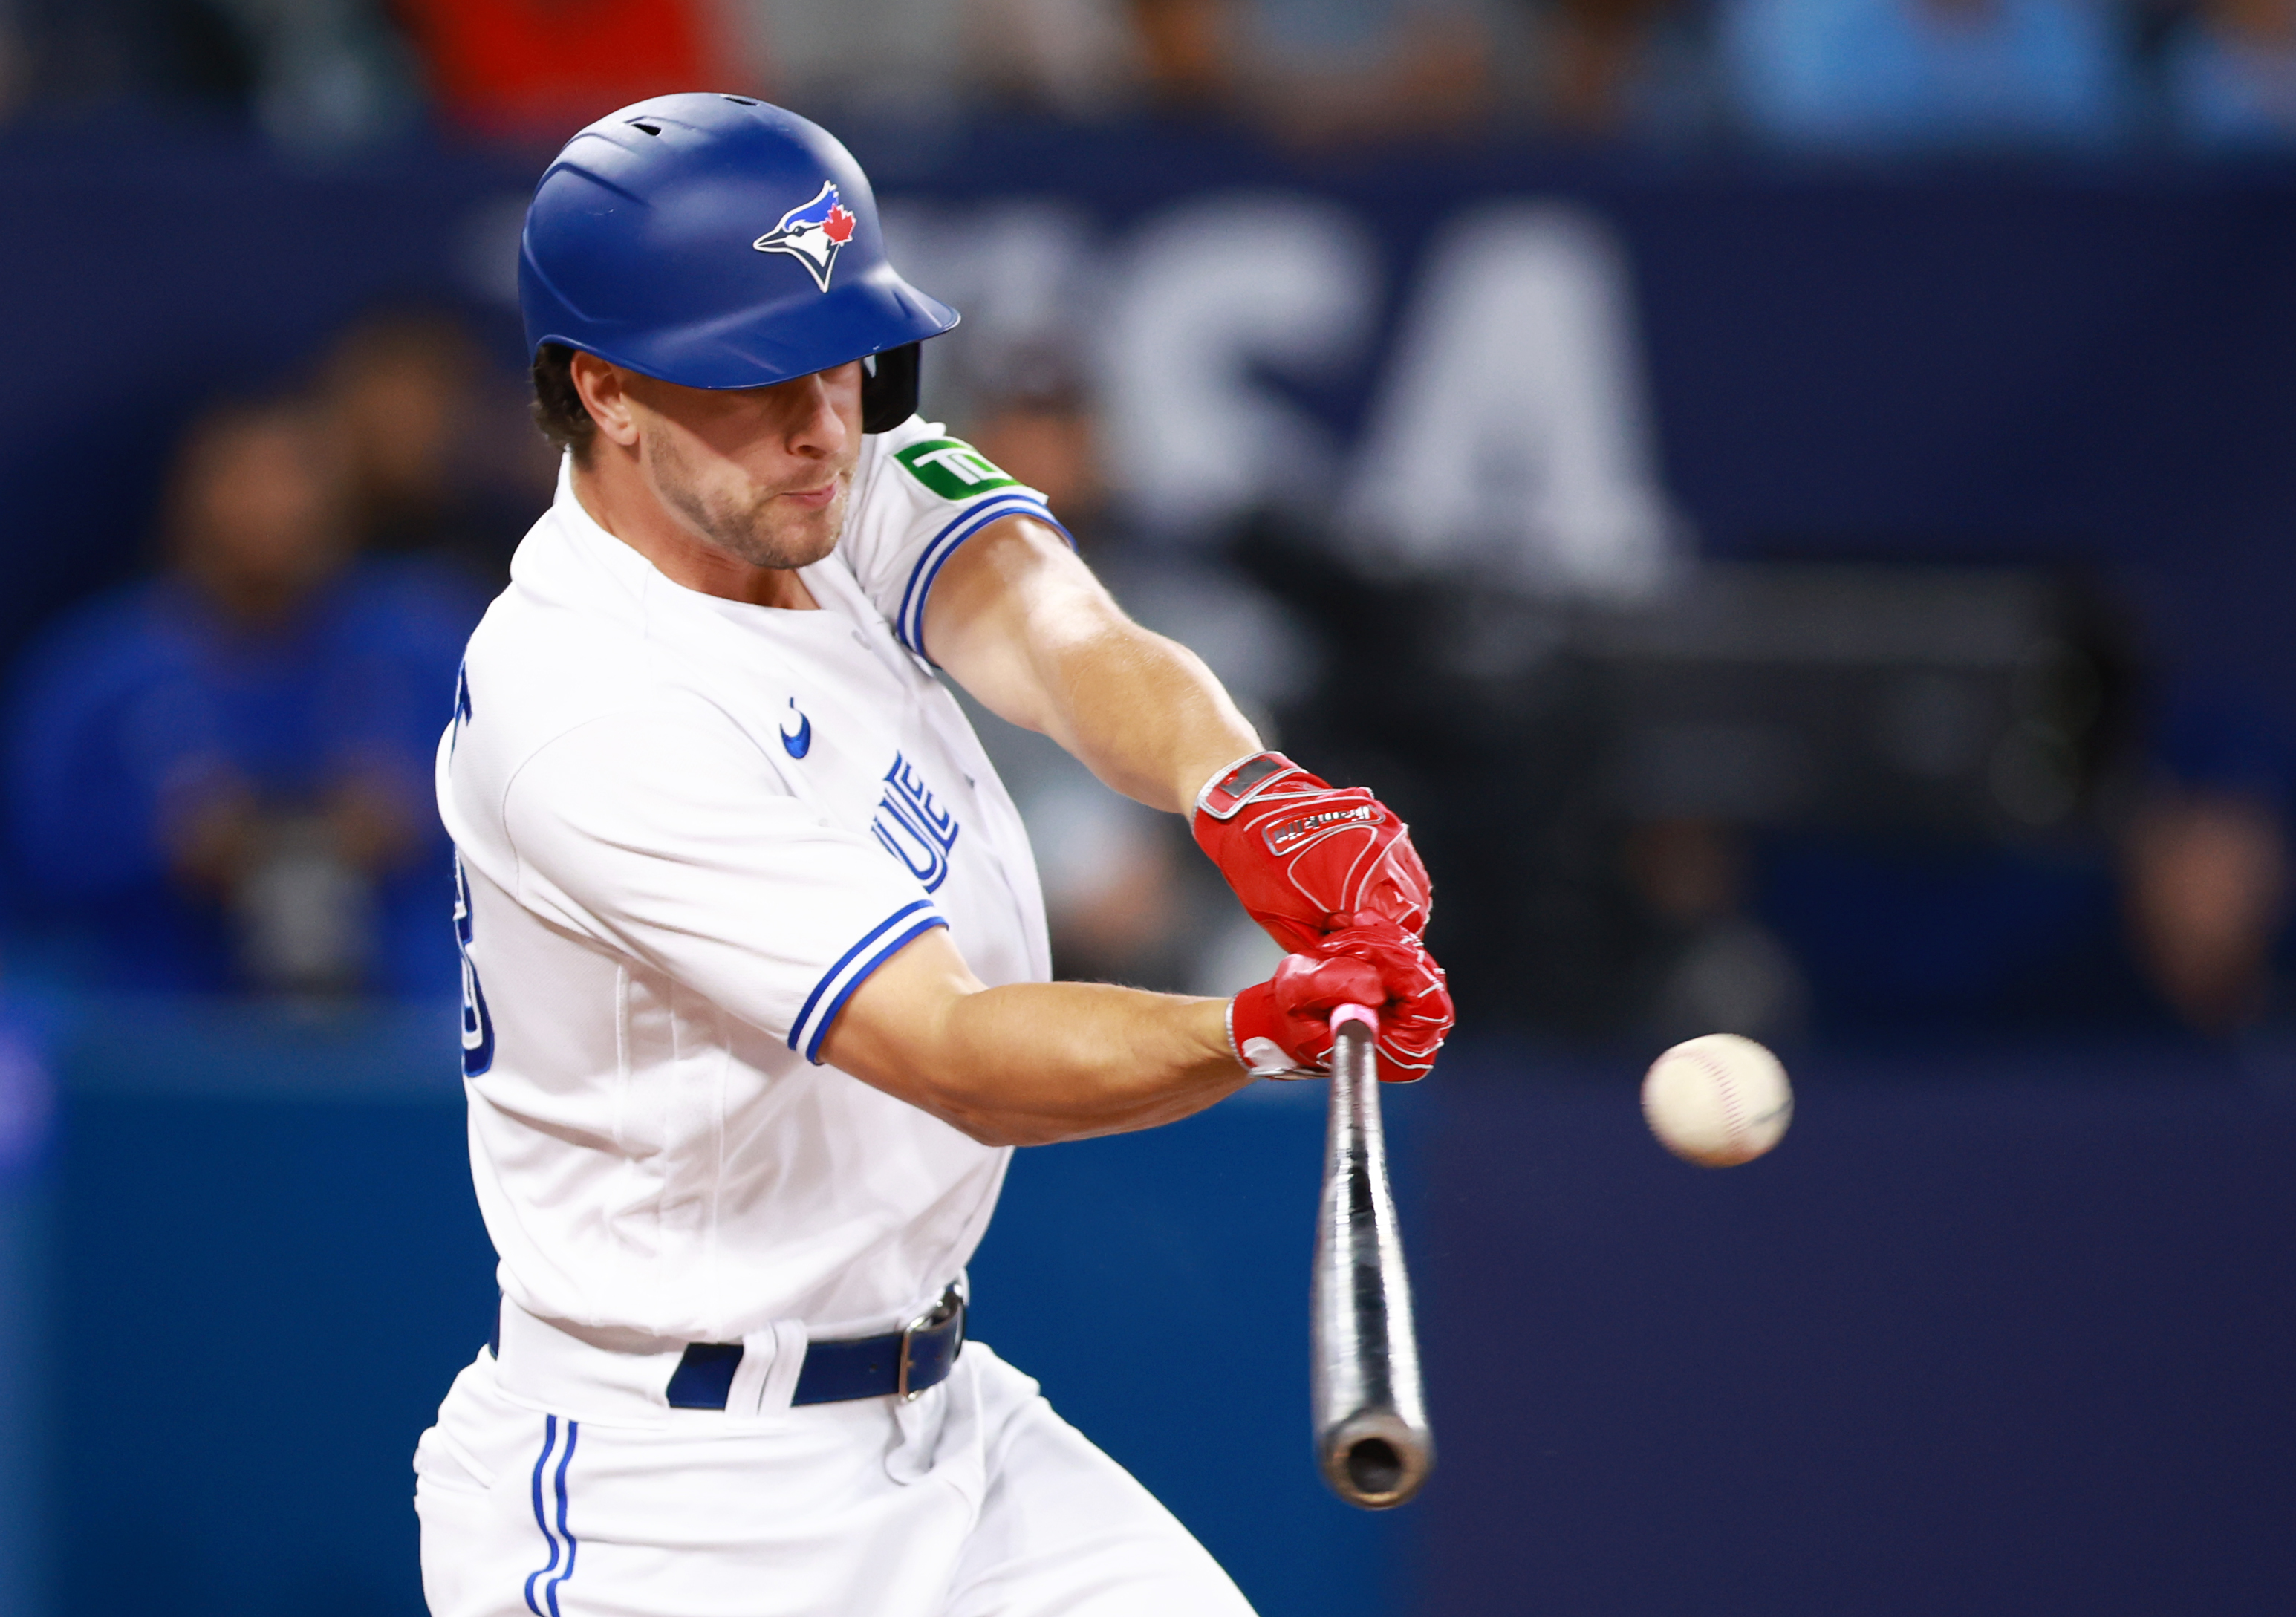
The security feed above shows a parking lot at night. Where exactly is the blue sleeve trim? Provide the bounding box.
[789,898,947,1060]
[894,492,1073,662]
[801,913,951,1065]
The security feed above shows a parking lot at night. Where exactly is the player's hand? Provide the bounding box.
[1191,752,1433,954]
[1229,916,1452,1083]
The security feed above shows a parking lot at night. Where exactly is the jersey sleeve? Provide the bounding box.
[839,416,1073,663]
[501,700,948,1062]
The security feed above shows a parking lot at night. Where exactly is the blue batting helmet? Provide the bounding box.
[518,94,957,429]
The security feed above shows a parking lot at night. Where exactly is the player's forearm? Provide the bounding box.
[930,982,1249,1145]
[1031,619,1260,814]
[822,934,1251,1147]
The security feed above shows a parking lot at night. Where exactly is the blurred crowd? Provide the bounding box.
[0,1,2289,1046]
[0,310,544,999]
[0,282,2287,1044]
[1,0,2295,153]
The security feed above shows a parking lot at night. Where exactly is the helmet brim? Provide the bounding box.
[527,261,957,392]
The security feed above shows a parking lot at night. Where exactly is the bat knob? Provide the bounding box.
[1347,1438,1402,1497]
[1318,1409,1435,1509]
[1331,1001,1381,1036]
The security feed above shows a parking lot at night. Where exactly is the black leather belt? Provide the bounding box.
[665,1287,966,1409]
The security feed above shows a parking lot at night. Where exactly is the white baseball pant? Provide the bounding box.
[414,1336,1257,1616]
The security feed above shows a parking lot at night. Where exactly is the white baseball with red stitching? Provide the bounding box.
[1641,1033,1793,1168]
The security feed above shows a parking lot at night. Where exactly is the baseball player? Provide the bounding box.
[414,94,1451,1617]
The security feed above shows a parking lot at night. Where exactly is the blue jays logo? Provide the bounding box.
[873,753,960,892]
[752,182,857,292]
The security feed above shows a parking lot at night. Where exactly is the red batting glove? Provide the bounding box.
[1193,752,1433,954]
[1229,917,1454,1082]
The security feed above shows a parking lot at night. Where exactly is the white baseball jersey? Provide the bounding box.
[436,417,1062,1344]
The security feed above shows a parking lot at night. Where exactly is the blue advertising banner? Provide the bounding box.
[1,126,2292,701]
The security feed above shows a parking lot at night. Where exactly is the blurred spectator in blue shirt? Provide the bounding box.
[1719,0,2136,149]
[2162,0,2296,146]
[5,394,478,998]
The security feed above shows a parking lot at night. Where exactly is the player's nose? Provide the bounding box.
[784,366,856,459]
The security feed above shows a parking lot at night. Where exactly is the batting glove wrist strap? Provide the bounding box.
[1196,751,1305,821]
[1230,983,1310,1078]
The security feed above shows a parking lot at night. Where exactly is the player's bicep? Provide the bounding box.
[838,421,1067,649]
[925,515,1131,738]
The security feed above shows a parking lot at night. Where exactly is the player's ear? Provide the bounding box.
[568,351,641,451]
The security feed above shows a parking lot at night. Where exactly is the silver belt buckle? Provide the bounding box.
[895,1289,960,1402]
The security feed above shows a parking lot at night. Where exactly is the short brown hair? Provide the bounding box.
[530,342,597,461]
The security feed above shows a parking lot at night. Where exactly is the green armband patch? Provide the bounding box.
[894,437,1022,502]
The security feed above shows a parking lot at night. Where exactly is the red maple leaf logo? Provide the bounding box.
[823,204,856,245]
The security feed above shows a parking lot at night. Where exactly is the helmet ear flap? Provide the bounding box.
[860,343,920,434]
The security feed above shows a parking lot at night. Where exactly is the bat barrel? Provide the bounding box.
[1311,1009,1434,1509]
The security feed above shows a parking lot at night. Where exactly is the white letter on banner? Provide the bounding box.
[1344,204,1685,599]
[1099,194,1379,539]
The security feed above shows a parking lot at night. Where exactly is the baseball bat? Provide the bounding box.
[1310,1003,1434,1509]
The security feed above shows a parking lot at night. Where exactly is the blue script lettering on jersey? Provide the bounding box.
[455,853,495,1076]
[872,754,960,892]
[451,658,473,756]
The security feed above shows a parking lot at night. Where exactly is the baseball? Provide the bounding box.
[1641,1033,1793,1167]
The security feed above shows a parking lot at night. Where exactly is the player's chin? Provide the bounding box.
[778,487,850,560]
[726,502,845,571]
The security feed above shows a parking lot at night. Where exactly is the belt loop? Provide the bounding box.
[724,1319,809,1417]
